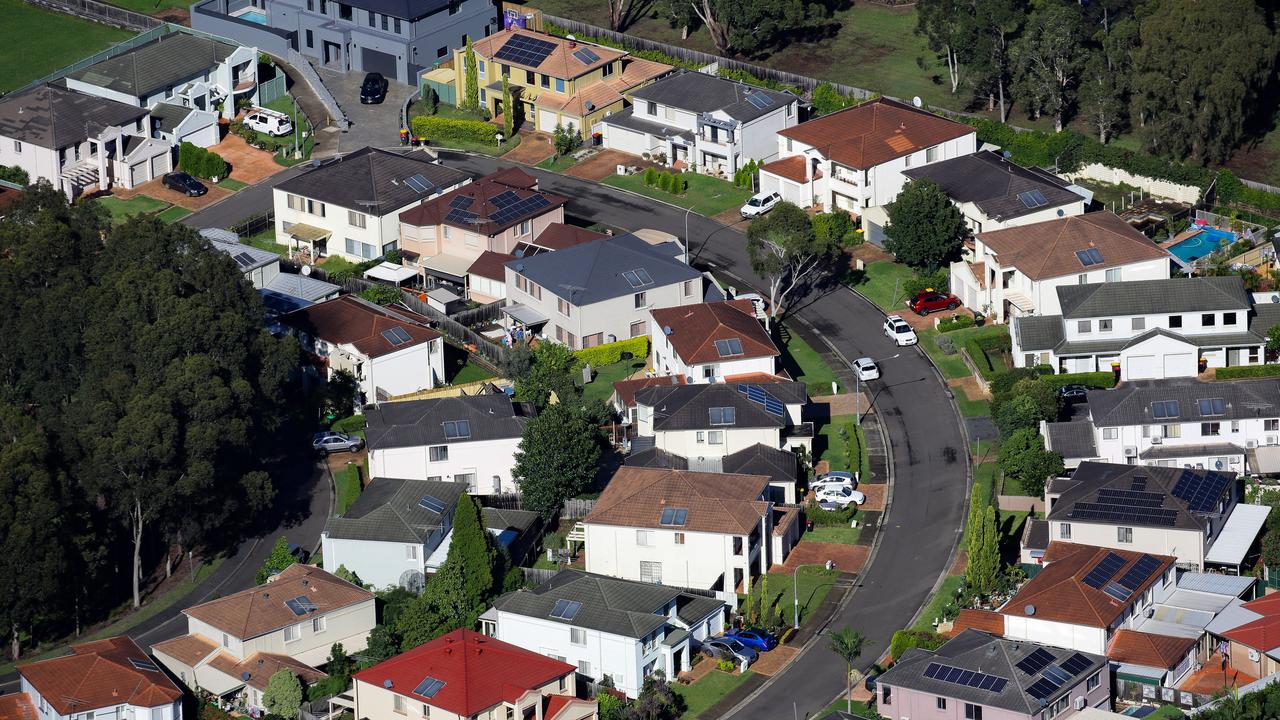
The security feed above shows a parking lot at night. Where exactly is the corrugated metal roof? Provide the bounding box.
[1205,503,1272,565]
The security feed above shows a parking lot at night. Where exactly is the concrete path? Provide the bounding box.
[318,67,417,152]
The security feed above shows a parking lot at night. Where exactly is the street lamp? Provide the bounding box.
[855,353,899,424]
[682,206,693,265]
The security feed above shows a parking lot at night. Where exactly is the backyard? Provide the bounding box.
[602,172,753,217]
[582,359,645,405]
[0,0,132,94]
[95,194,171,224]
[444,344,496,385]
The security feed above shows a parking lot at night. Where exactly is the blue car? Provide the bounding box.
[726,628,778,652]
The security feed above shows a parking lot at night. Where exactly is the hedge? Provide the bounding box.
[1215,365,1280,380]
[964,333,1011,380]
[574,336,649,367]
[179,142,229,180]
[1037,371,1117,390]
[937,314,975,333]
[803,500,858,526]
[410,115,495,144]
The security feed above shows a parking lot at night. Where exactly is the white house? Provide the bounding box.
[952,211,1174,324]
[757,97,976,222]
[272,147,471,263]
[279,295,446,403]
[152,565,375,710]
[0,637,183,720]
[600,70,798,177]
[632,380,811,458]
[649,300,779,383]
[483,569,727,698]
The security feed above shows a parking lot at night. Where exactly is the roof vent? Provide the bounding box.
[1024,604,1036,616]
[384,679,394,689]
[241,672,251,681]
[663,325,672,335]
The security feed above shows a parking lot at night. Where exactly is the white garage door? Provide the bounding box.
[538,109,559,132]
[605,125,653,156]
[1164,352,1195,378]
[1126,355,1160,380]
[129,162,147,187]
[150,152,169,177]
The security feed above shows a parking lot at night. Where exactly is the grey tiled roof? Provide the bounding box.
[626,71,796,123]
[492,569,726,639]
[1019,322,1265,357]
[722,443,800,486]
[323,477,466,543]
[0,84,148,149]
[635,382,805,431]
[506,233,701,306]
[69,32,236,98]
[264,273,341,302]
[902,150,1081,222]
[1057,276,1249,319]
[1043,421,1097,459]
[877,629,1107,715]
[1086,378,1280,426]
[1138,442,1246,460]
[601,107,694,141]
[625,448,689,470]
[1022,518,1048,552]
[364,393,535,450]
[1047,461,1237,530]
[1013,315,1064,352]
[150,101,194,133]
[276,147,470,216]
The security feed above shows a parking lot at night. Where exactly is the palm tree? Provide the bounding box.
[828,626,866,714]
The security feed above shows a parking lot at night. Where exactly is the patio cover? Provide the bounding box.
[501,302,548,327]
[420,253,474,281]
[1205,503,1272,566]
[288,223,330,243]
[1252,446,1280,474]
[1114,663,1165,685]
[364,261,418,284]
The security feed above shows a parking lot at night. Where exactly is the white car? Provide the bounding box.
[814,485,866,507]
[740,191,782,219]
[812,471,858,492]
[853,357,880,381]
[883,315,918,346]
[243,107,294,137]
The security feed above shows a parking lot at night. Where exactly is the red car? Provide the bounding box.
[909,290,960,315]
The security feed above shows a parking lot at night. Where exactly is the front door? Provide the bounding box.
[322,41,342,69]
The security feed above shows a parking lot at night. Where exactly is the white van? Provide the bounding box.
[243,107,294,137]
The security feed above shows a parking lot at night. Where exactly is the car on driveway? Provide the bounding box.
[1058,384,1089,403]
[909,290,961,316]
[312,431,364,455]
[726,628,778,652]
[162,171,207,197]
[243,106,294,136]
[702,637,758,666]
[360,72,389,104]
[740,191,782,219]
[814,485,866,507]
[883,315,918,346]
[853,356,880,381]
[812,471,857,492]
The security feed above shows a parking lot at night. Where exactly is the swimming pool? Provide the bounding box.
[233,7,268,24]
[1167,227,1236,263]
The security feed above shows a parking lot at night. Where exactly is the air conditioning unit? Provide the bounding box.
[1249,648,1261,662]
[1124,446,1138,457]
[1248,439,1260,449]
[1150,436,1163,445]
[1268,435,1279,446]
[1074,697,1086,711]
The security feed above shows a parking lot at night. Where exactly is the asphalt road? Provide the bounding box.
[182,163,309,230]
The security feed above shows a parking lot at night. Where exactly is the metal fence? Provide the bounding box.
[230,211,274,238]
[257,68,288,106]
[286,48,350,130]
[25,0,161,30]
[520,567,560,586]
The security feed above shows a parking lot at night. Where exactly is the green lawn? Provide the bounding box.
[818,414,865,477]
[218,178,250,191]
[805,522,862,545]
[815,700,880,720]
[672,669,756,719]
[250,95,315,166]
[911,574,965,632]
[0,0,133,94]
[919,329,971,380]
[780,327,843,396]
[601,172,753,217]
[954,386,991,417]
[95,195,170,224]
[334,463,363,515]
[739,565,839,629]
[432,132,523,157]
[100,0,190,12]
[583,359,646,405]
[536,154,579,172]
[242,229,287,256]
[156,206,191,223]
[330,414,366,436]
[452,360,495,385]
[1144,705,1185,720]
[848,260,916,312]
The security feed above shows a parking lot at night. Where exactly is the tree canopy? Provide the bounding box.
[263,670,304,717]
[513,402,605,519]
[883,179,968,272]
[998,427,1064,497]
[746,201,846,328]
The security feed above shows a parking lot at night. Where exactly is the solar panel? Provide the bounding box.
[295,595,318,612]
[1070,503,1180,527]
[550,599,583,620]
[745,92,774,109]
[382,326,413,346]
[763,397,785,417]
[232,251,258,268]
[413,677,446,698]
[660,507,688,526]
[419,495,446,513]
[715,338,744,357]
[285,598,306,616]
[923,663,1008,694]
[1059,653,1093,676]
[1151,400,1180,420]
[1096,489,1166,508]
[1043,666,1073,686]
[445,208,479,225]
[490,195,552,225]
[129,658,159,672]
[1074,247,1104,266]
[443,420,471,439]
[491,190,521,209]
[709,407,736,425]
[572,47,600,65]
[1131,475,1148,492]
[1020,190,1048,209]
[1015,648,1055,675]
[1173,471,1231,513]
[450,195,475,209]
[493,34,557,67]
[1198,398,1226,417]
[622,268,654,287]
[1103,582,1132,602]
[1082,552,1126,589]
[404,174,434,194]
[1026,677,1061,700]
[1117,554,1162,591]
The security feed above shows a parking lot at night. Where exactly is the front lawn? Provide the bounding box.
[818,414,864,475]
[911,574,965,632]
[919,329,970,380]
[334,462,363,515]
[602,172,753,217]
[536,154,579,172]
[780,327,843,396]
[739,565,839,629]
[156,206,191,223]
[95,195,170,224]
[583,359,645,405]
[848,260,916,312]
[0,0,132,94]
[954,386,991,417]
[218,178,249,191]
[805,522,862,545]
[815,700,881,720]
[672,669,756,719]
[247,95,314,166]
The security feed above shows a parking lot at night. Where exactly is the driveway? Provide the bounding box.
[113,178,233,211]
[319,68,417,152]
[212,133,288,185]
[181,163,310,230]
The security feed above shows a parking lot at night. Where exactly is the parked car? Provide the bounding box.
[312,431,364,455]
[814,485,866,507]
[702,637,758,666]
[726,629,778,652]
[243,106,294,136]
[883,315,918,346]
[853,356,880,381]
[1058,384,1089,403]
[812,471,857,492]
[740,191,782,219]
[162,171,207,197]
[909,290,961,316]
[360,72,389,104]
[288,543,310,563]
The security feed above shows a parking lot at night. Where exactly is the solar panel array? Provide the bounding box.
[1117,555,1163,592]
[418,495,446,513]
[660,507,689,526]
[413,677,446,698]
[715,338,744,357]
[745,92,774,110]
[1198,398,1226,417]
[494,34,557,67]
[923,663,1009,694]
[232,251,258,268]
[1103,582,1132,602]
[1081,552,1126,589]
[623,268,654,288]
[1131,475,1148,492]
[572,47,600,65]
[129,658,159,672]
[1015,648,1055,675]
[382,326,413,346]
[1173,470,1231,512]
[450,195,475,209]
[284,595,318,616]
[1018,189,1049,209]
[737,383,786,417]
[550,598,583,620]
[1071,502,1179,527]
[1151,400,1180,419]
[404,173,434,194]
[1059,653,1094,676]
[1075,247,1104,266]
[1025,664,1074,700]
[446,208,479,225]
[1096,488,1166,507]
[491,194,551,225]
[491,190,521,208]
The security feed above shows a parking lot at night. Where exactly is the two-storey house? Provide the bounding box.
[632,380,811,458]
[757,97,976,224]
[347,629,596,720]
[207,234,340,313]
[625,443,803,505]
[280,295,445,403]
[876,630,1110,720]
[599,70,797,176]
[364,391,536,494]
[648,301,779,383]
[502,233,706,349]
[483,569,727,698]
[152,565,374,709]
[0,637,183,720]
[1207,591,1280,682]
[1011,276,1280,378]
[273,147,470,262]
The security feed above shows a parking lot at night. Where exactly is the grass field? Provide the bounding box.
[96,195,169,224]
[815,700,879,720]
[602,172,753,217]
[805,523,862,545]
[954,385,991,417]
[218,178,250,191]
[818,414,863,475]
[242,229,287,255]
[780,327,843,396]
[100,0,189,12]
[848,260,916,312]
[156,206,191,223]
[672,669,756,719]
[334,462,363,515]
[911,574,965,632]
[537,154,579,172]
[452,360,495,385]
[0,0,132,94]
[919,329,970,380]
[583,359,645,405]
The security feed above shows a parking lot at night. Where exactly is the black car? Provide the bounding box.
[162,171,207,197]
[360,72,389,104]
[1058,383,1089,403]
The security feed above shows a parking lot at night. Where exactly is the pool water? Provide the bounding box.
[1167,227,1236,263]
[236,8,268,23]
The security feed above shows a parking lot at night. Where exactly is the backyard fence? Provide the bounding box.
[25,0,161,30]
[520,567,560,586]
[450,298,507,327]
[284,48,350,130]
[229,211,274,239]
[485,493,596,520]
[257,68,289,106]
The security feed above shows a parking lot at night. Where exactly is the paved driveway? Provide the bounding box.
[319,68,417,152]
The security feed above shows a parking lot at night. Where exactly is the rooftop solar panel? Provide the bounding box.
[494,34,558,68]
[232,251,258,268]
[491,190,521,208]
[923,663,1009,694]
[572,47,600,65]
[1015,648,1055,675]
[1173,471,1231,513]
[1117,554,1163,591]
[1103,582,1132,602]
[1082,552,1126,589]
[1026,678,1061,700]
[418,495,446,513]
[450,195,474,209]
[1070,503,1180,527]
[1059,653,1094,676]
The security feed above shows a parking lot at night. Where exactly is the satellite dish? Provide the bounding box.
[912,96,922,108]
[1271,294,1279,304]
[1024,604,1036,616]
[302,265,312,276]
[1057,209,1065,217]
[400,569,426,594]
[1002,150,1013,159]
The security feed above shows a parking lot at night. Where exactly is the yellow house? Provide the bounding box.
[453,28,672,139]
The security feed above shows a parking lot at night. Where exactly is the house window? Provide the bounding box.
[455,472,478,491]
[339,3,352,20]
[429,445,449,462]
[926,146,938,163]
[422,705,430,718]
[406,544,419,560]
[222,633,230,648]
[477,60,486,78]
[903,153,912,168]
[577,660,592,677]
[1267,419,1279,432]
[519,219,531,236]
[570,628,587,646]
[540,74,550,88]
[480,88,488,103]
[630,320,648,337]
[634,291,647,308]
[639,561,662,583]
[555,78,565,92]
[305,29,313,47]
[381,13,388,29]
[675,532,685,544]
[313,616,327,633]
[683,279,695,297]
[557,297,571,317]
[1170,315,1183,328]
[437,46,448,58]
[394,18,401,33]
[449,1,459,13]
[1106,267,1122,282]
[528,281,542,300]
[637,529,653,546]
[1225,312,1238,326]
[1132,317,1146,331]
[647,101,657,115]
[1099,319,1112,332]
[601,62,614,78]
[708,430,724,445]
[696,431,706,443]
[1060,523,1071,539]
[1087,671,1100,691]
[345,238,376,259]
[1202,422,1221,436]
[1118,527,1133,543]
[367,9,373,25]
[284,624,301,642]
[964,704,982,720]
[1203,313,1216,327]
[936,698,947,710]
[1103,427,1119,440]
[881,686,891,705]
[702,366,717,380]
[394,695,406,714]
[12,141,20,153]
[1077,320,1091,333]
[1231,420,1240,433]
[1078,274,1087,285]
[348,210,366,228]
[1165,424,1181,438]
[786,103,794,118]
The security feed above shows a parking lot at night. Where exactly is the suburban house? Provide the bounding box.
[582,466,796,600]
[599,70,798,177]
[272,146,470,262]
[397,166,567,295]
[279,295,445,402]
[950,211,1172,323]
[364,391,536,494]
[482,569,727,698]
[449,28,671,138]
[632,380,811,458]
[903,150,1089,235]
[206,233,340,313]
[757,97,976,224]
[611,375,688,425]
[1010,276,1280,378]
[625,443,802,504]
[65,31,259,146]
[649,300,779,383]
[152,564,374,709]
[0,637,183,720]
[0,84,171,200]
[1043,378,1280,476]
[191,0,492,85]
[876,629,1109,720]
[501,233,706,349]
[346,629,596,720]
[463,223,608,304]
[321,477,541,589]
[1205,590,1280,681]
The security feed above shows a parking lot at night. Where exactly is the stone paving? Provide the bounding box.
[212,133,287,185]
[778,540,868,575]
[749,646,798,677]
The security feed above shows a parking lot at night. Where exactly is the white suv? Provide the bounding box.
[243,107,294,137]
[740,191,782,219]
[883,315,918,346]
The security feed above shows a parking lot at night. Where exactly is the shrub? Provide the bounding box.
[937,314,975,333]
[670,174,686,195]
[552,122,581,156]
[935,333,956,355]
[717,658,737,673]
[890,630,947,662]
[1217,365,1280,380]
[574,336,649,368]
[804,500,857,526]
[179,142,229,179]
[1037,371,1117,389]
[811,83,857,117]
[410,115,496,145]
[359,284,402,306]
[0,164,30,185]
[658,171,674,193]
[643,166,658,186]
[964,333,1011,380]
[903,269,950,300]
[813,211,856,246]
[330,414,365,433]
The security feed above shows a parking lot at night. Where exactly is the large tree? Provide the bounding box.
[513,403,604,519]
[686,0,834,56]
[462,38,480,113]
[998,428,1064,497]
[827,627,865,715]
[883,179,967,272]
[969,0,1024,122]
[515,342,580,409]
[746,201,844,330]
[263,670,303,718]
[965,482,1000,596]
[1010,0,1085,132]
[916,0,979,95]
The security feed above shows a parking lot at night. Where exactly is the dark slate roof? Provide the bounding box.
[491,570,725,639]
[506,233,701,306]
[69,32,236,98]
[624,447,689,470]
[323,477,466,543]
[0,84,148,149]
[1043,422,1097,460]
[722,443,800,486]
[276,147,471,216]
[634,381,805,431]
[601,106,693,141]
[1057,276,1249,319]
[150,101,194,133]
[1047,461,1237,531]
[878,630,1107,715]
[1138,442,1247,460]
[627,71,796,123]
[1086,378,1280,427]
[902,150,1082,221]
[364,393,535,450]
[1013,315,1064,352]
[1022,518,1049,553]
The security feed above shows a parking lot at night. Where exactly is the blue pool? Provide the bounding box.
[236,8,268,23]
[1168,226,1236,263]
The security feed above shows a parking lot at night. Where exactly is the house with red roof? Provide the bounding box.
[649,301,779,383]
[347,629,595,720]
[1210,590,1280,680]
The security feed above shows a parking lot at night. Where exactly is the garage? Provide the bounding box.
[129,162,148,187]
[1126,355,1160,380]
[361,48,399,81]
[1164,352,1195,377]
[538,109,559,132]
[150,152,170,178]
[602,123,653,156]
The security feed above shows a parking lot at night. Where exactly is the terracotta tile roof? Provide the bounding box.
[151,633,219,667]
[532,222,606,250]
[281,295,441,359]
[611,374,686,408]
[467,250,516,282]
[772,505,801,536]
[1222,593,1280,651]
[0,185,24,216]
[398,168,566,236]
[585,466,771,535]
[353,629,574,717]
[544,695,596,720]
[999,542,1175,628]
[0,693,37,720]
[721,371,792,384]
[761,155,811,183]
[184,564,373,640]
[948,609,1005,638]
[473,29,626,79]
[976,212,1173,281]
[1107,630,1197,669]
[207,651,326,691]
[651,301,779,365]
[969,262,987,290]
[777,97,974,170]
[18,637,183,715]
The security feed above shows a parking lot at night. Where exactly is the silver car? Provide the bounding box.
[702,637,758,666]
[312,431,364,455]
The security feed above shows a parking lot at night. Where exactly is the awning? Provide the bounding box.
[501,302,548,327]
[420,253,474,281]
[1252,445,1280,474]
[364,261,418,284]
[1205,503,1272,566]
[288,223,331,243]
[1004,291,1036,313]
[1115,664,1164,685]
[427,287,462,303]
